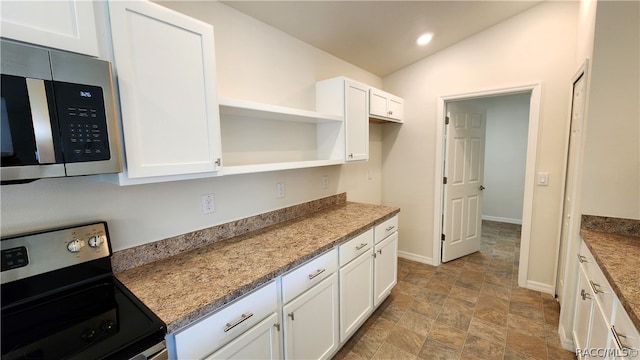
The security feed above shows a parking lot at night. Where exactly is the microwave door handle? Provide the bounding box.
[26,79,56,164]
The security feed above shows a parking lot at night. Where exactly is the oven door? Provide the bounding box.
[1,42,65,183]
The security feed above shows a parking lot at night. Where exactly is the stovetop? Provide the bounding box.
[1,222,166,360]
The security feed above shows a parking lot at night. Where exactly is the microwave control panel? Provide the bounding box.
[54,82,111,163]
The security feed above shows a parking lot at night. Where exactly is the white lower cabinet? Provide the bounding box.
[167,216,400,360]
[283,273,340,359]
[612,302,640,359]
[206,313,281,360]
[168,281,278,360]
[573,241,639,360]
[374,231,398,306]
[339,230,374,342]
[574,267,595,355]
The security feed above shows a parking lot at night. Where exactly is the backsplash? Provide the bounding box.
[111,193,347,273]
[581,215,640,238]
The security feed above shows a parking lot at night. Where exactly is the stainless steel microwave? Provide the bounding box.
[1,40,122,184]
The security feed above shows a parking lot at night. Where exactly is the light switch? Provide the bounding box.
[537,172,549,186]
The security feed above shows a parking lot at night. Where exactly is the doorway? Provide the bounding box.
[441,94,530,263]
[433,84,542,289]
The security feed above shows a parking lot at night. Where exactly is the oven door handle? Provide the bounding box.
[26,79,56,164]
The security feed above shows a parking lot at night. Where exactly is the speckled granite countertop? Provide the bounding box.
[115,201,399,333]
[580,215,640,331]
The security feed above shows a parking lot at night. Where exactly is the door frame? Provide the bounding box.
[433,83,541,289]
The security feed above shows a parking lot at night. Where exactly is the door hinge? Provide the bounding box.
[443,176,447,184]
[441,233,446,242]
[445,116,450,125]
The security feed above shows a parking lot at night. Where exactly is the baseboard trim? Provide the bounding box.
[526,280,554,295]
[398,251,434,266]
[558,325,576,352]
[482,215,523,225]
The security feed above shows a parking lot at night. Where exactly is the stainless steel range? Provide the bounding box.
[1,222,166,360]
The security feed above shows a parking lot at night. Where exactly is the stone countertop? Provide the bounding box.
[115,201,399,333]
[580,229,640,330]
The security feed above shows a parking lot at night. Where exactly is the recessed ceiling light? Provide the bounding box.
[417,33,434,46]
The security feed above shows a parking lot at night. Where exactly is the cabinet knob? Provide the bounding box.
[348,153,354,159]
[577,254,588,263]
[580,289,591,300]
[288,312,295,321]
[589,280,604,294]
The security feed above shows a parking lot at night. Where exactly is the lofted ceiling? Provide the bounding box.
[221,1,542,77]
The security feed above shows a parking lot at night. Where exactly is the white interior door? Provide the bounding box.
[442,101,487,262]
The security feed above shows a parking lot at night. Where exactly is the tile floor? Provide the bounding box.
[333,221,576,360]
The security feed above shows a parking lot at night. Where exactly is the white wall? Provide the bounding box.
[381,2,578,286]
[0,1,384,251]
[481,94,530,224]
[580,1,640,219]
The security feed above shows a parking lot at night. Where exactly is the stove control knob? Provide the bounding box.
[67,239,85,253]
[88,235,105,248]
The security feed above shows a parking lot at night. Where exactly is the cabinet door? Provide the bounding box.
[387,97,404,121]
[589,306,613,358]
[611,301,640,359]
[206,313,281,360]
[108,1,222,179]
[345,80,369,162]
[374,232,398,306]
[369,91,388,119]
[339,249,373,342]
[574,267,594,356]
[283,273,339,360]
[1,1,99,57]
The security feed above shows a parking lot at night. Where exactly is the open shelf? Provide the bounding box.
[218,97,343,124]
[218,97,345,174]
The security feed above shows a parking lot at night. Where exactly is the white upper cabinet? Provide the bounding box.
[1,1,99,57]
[369,88,404,123]
[108,0,221,183]
[316,77,369,162]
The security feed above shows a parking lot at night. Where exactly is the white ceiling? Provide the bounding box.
[221,1,542,77]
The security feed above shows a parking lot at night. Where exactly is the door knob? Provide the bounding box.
[479,185,485,191]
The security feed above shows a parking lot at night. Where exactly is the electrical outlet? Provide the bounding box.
[322,175,329,189]
[201,194,215,214]
[276,182,285,198]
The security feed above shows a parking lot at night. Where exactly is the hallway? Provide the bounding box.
[333,221,576,359]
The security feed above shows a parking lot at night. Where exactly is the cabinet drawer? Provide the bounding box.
[282,249,338,304]
[578,242,616,320]
[339,229,374,266]
[374,215,398,244]
[173,281,277,360]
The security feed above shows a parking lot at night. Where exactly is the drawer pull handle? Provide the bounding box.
[589,280,604,294]
[308,268,326,280]
[288,312,295,321]
[577,254,588,263]
[377,249,382,255]
[224,312,254,332]
[356,243,368,251]
[385,225,395,232]
[611,326,630,350]
[580,289,591,300]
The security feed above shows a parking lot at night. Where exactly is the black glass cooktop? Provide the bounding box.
[1,277,165,360]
